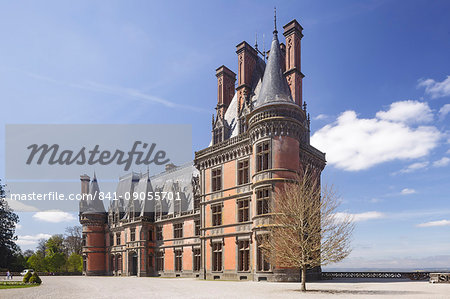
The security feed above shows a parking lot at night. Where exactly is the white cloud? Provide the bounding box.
[376,100,433,124]
[5,198,39,212]
[314,114,328,120]
[32,210,76,223]
[401,188,416,195]
[418,76,450,99]
[433,157,450,167]
[311,106,441,171]
[335,211,385,222]
[16,233,52,246]
[15,224,22,230]
[417,219,450,228]
[396,161,429,174]
[439,104,450,120]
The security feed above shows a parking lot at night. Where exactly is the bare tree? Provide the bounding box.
[64,226,82,255]
[260,169,354,291]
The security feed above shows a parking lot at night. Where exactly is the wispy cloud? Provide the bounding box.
[6,198,39,212]
[395,161,429,174]
[335,211,385,222]
[418,75,450,99]
[401,188,416,195]
[417,220,450,228]
[314,114,329,120]
[439,104,450,120]
[433,157,450,167]
[16,233,52,246]
[32,210,76,223]
[20,69,209,113]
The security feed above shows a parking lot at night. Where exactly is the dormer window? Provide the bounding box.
[213,128,223,144]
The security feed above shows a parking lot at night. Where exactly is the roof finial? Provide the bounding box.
[255,32,258,50]
[274,7,277,34]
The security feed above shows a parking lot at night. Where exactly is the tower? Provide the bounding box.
[215,65,236,119]
[283,19,304,106]
[79,174,107,276]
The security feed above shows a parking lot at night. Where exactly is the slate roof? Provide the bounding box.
[254,29,294,108]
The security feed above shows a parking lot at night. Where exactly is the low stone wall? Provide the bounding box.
[429,273,450,283]
[322,272,430,280]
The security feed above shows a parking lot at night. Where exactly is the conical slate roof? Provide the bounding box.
[83,174,106,214]
[254,29,293,108]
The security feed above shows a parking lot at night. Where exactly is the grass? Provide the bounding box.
[0,281,40,289]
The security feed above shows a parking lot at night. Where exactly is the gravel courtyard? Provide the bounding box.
[2,276,450,299]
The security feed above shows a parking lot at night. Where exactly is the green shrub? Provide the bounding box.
[23,272,32,283]
[28,273,42,284]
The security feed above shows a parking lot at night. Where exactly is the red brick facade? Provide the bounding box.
[80,18,325,282]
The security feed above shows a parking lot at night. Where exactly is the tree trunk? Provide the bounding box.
[301,265,307,291]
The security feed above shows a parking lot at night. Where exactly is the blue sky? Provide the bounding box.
[1,0,449,269]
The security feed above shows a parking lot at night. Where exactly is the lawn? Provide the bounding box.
[0,281,40,289]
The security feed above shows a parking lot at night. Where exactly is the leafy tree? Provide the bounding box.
[261,170,354,292]
[23,249,34,259]
[45,235,67,272]
[27,251,46,271]
[67,253,83,272]
[36,239,47,257]
[0,180,19,269]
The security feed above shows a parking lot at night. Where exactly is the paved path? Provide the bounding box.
[1,276,450,299]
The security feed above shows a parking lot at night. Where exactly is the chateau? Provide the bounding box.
[79,17,326,282]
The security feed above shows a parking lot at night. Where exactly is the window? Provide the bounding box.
[148,229,153,241]
[211,168,222,192]
[174,249,183,272]
[156,251,164,271]
[212,242,222,271]
[193,248,201,272]
[237,159,250,185]
[116,233,121,245]
[238,240,250,272]
[156,226,163,241]
[237,198,250,222]
[257,237,270,272]
[130,228,136,241]
[117,255,122,271]
[194,197,200,211]
[155,201,162,220]
[173,223,183,239]
[194,219,201,236]
[239,118,247,134]
[256,188,270,215]
[256,141,270,172]
[211,204,222,226]
[82,233,87,246]
[110,234,114,246]
[213,128,222,144]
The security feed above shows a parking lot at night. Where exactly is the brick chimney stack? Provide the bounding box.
[283,19,304,106]
[236,41,258,110]
[215,65,236,118]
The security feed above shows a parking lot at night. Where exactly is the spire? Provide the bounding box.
[254,14,293,108]
[274,7,277,34]
[83,174,106,214]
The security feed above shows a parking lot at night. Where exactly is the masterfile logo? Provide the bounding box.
[5,124,192,212]
[6,124,191,180]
